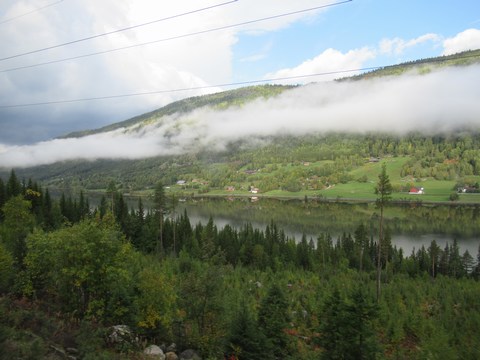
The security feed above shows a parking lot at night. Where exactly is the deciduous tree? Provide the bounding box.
[0,196,35,269]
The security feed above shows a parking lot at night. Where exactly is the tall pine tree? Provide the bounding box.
[257,283,290,359]
[374,163,392,301]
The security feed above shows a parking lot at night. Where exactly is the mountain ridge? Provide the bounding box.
[60,49,480,139]
[60,84,295,139]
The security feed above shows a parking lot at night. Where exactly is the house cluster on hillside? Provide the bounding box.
[458,186,480,193]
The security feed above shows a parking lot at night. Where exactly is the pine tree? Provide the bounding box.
[344,288,379,359]
[0,178,5,220]
[449,239,462,278]
[257,283,290,359]
[319,288,379,360]
[227,301,266,360]
[154,182,167,256]
[318,289,347,359]
[461,250,475,276]
[42,188,55,230]
[473,245,480,280]
[6,170,21,199]
[428,240,441,278]
[98,195,108,219]
[354,224,368,271]
[374,163,392,301]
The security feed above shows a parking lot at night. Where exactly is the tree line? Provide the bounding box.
[5,131,480,195]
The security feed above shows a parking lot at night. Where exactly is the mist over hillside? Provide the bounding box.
[1,61,480,169]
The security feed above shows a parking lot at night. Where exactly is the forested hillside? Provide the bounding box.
[6,131,480,204]
[1,171,480,359]
[348,49,480,80]
[60,84,294,139]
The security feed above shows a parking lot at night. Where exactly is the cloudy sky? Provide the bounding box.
[0,0,480,149]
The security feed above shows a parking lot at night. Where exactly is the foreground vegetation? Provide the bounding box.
[1,172,480,359]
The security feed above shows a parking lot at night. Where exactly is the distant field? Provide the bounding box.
[200,157,480,204]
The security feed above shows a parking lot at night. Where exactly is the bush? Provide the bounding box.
[449,192,459,201]
[0,243,14,293]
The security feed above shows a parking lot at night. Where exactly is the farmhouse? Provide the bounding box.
[409,187,424,195]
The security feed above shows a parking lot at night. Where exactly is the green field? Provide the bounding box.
[195,157,480,204]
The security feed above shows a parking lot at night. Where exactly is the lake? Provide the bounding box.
[174,197,480,256]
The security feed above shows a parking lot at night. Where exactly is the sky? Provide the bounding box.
[0,0,480,166]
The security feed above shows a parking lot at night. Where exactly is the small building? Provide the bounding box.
[409,187,424,195]
[176,180,186,185]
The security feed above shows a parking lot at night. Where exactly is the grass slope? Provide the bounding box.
[60,84,294,138]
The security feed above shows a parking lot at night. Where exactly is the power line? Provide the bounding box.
[2,51,480,109]
[0,0,238,62]
[0,0,65,25]
[0,65,423,108]
[0,0,352,72]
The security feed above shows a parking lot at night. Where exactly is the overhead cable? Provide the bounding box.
[0,0,352,71]
[2,51,480,109]
[0,65,434,108]
[0,0,238,62]
[0,0,65,25]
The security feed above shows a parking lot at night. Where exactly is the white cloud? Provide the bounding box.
[0,0,339,143]
[442,28,480,55]
[239,41,273,63]
[2,65,479,168]
[379,33,440,56]
[264,47,376,83]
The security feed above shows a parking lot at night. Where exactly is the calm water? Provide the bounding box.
[85,193,479,255]
[175,197,480,256]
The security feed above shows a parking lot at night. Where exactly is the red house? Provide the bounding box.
[409,187,424,194]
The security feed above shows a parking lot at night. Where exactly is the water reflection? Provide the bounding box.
[177,197,480,255]
[84,193,479,254]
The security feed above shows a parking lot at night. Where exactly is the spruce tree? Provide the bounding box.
[257,283,290,359]
[343,288,379,359]
[227,301,266,359]
[319,288,379,360]
[0,178,5,219]
[318,289,348,359]
[374,163,392,301]
[154,182,167,256]
[6,169,21,199]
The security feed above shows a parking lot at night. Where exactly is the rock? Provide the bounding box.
[50,345,67,358]
[179,349,201,360]
[144,344,166,359]
[166,343,177,352]
[66,348,79,355]
[166,352,179,360]
[108,325,134,344]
